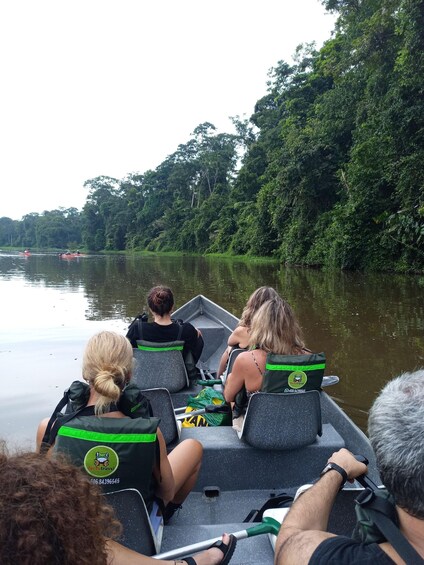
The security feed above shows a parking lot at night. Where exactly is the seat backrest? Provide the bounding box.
[227,347,246,373]
[104,488,160,555]
[262,352,326,393]
[221,347,246,384]
[141,387,181,446]
[240,391,322,450]
[133,340,189,393]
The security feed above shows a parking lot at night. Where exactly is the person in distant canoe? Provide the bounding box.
[126,286,204,379]
[0,446,236,565]
[223,296,312,430]
[36,331,204,526]
[217,286,280,378]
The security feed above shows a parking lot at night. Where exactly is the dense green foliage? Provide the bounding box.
[0,208,82,250]
[2,0,423,271]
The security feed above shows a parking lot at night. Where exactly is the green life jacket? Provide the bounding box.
[261,352,326,393]
[41,380,154,450]
[232,352,326,416]
[61,380,153,418]
[353,488,423,564]
[54,410,159,510]
[353,488,397,544]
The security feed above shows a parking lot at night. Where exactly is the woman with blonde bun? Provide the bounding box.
[36,331,203,525]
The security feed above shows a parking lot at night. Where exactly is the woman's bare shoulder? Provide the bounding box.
[228,324,249,346]
[234,348,266,369]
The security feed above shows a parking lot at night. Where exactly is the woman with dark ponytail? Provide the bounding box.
[126,286,204,377]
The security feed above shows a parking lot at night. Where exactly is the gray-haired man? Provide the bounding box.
[275,371,424,564]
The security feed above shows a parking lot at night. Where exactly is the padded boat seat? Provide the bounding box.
[133,342,189,393]
[221,348,246,382]
[141,388,181,447]
[104,488,160,555]
[180,424,345,490]
[240,391,322,450]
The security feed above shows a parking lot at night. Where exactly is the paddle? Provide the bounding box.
[152,515,281,560]
[352,455,381,490]
[196,378,222,386]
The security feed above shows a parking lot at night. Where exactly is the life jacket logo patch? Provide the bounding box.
[287,371,307,389]
[84,445,119,478]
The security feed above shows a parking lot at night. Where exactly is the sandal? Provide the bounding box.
[184,534,237,565]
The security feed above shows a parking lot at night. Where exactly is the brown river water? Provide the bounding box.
[1,252,423,450]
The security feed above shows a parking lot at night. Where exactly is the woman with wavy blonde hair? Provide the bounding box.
[224,297,310,428]
[36,331,203,525]
[217,286,280,377]
[248,296,305,355]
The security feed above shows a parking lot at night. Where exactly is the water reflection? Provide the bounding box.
[1,252,423,440]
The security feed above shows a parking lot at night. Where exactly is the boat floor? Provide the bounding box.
[160,488,360,563]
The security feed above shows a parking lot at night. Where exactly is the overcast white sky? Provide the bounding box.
[0,1,335,221]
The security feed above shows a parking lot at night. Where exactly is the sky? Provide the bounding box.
[0,0,336,221]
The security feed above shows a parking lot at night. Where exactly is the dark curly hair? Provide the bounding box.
[0,446,122,565]
[147,286,174,316]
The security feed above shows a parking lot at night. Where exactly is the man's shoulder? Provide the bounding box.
[309,535,396,565]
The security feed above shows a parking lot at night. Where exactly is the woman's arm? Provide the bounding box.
[35,417,51,453]
[125,323,138,348]
[153,428,176,506]
[182,323,204,363]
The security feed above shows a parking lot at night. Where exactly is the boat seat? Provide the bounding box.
[104,488,161,555]
[180,424,345,490]
[221,347,246,383]
[141,387,181,447]
[240,391,322,450]
[133,341,189,393]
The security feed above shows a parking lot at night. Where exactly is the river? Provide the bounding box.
[1,251,423,450]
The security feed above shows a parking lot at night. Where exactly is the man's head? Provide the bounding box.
[368,370,424,518]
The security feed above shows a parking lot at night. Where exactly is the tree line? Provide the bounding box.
[1,0,423,271]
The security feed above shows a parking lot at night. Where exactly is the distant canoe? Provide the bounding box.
[19,251,31,256]
[59,253,86,259]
